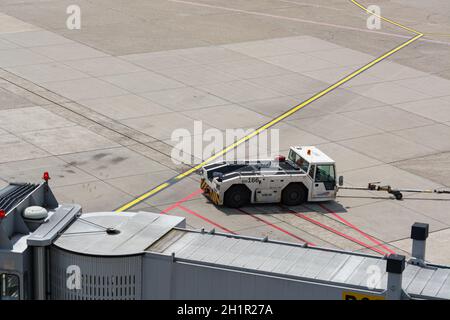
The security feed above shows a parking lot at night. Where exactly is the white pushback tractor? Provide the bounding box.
[200,145,450,208]
[200,146,340,208]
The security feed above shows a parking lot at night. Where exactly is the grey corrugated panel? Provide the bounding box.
[189,234,227,262]
[148,226,450,299]
[271,247,310,274]
[50,247,142,300]
[228,241,266,268]
[161,231,200,255]
[147,229,186,252]
[436,272,450,299]
[315,253,352,281]
[198,236,231,262]
[175,234,214,259]
[402,265,422,289]
[301,251,339,279]
[214,239,254,265]
[209,237,242,264]
[355,257,386,289]
[229,241,263,268]
[406,267,436,296]
[346,257,383,288]
[287,249,331,278]
[421,268,450,298]
[242,242,281,270]
[378,269,388,290]
[227,240,260,267]
[257,244,295,272]
[331,255,365,283]
[238,242,281,268]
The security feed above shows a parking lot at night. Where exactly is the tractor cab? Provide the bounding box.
[288,146,338,201]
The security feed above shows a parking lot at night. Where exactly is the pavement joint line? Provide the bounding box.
[0,71,205,184]
[0,116,146,203]
[318,203,396,254]
[251,206,339,248]
[169,0,421,41]
[302,120,446,152]
[392,197,450,229]
[0,70,189,173]
[293,202,393,249]
[169,0,449,45]
[284,206,387,255]
[236,207,312,245]
[277,0,347,12]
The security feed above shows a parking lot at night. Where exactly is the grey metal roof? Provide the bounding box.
[27,204,81,246]
[148,229,450,299]
[54,212,185,256]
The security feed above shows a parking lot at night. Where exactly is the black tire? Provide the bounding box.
[224,185,251,208]
[281,183,308,206]
[393,191,403,200]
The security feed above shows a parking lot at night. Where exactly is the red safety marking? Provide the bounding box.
[284,207,386,256]
[318,203,396,255]
[237,208,314,245]
[161,188,236,235]
[161,188,204,214]
[178,205,236,234]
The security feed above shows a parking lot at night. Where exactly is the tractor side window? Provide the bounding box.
[0,273,20,300]
[297,157,309,173]
[288,151,309,172]
[308,165,315,179]
[315,165,335,183]
[288,150,297,163]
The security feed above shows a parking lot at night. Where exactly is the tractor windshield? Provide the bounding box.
[315,165,335,183]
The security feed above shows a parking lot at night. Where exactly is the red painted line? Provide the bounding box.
[237,208,314,245]
[162,188,236,234]
[178,205,236,234]
[161,188,204,214]
[284,207,386,256]
[318,203,396,255]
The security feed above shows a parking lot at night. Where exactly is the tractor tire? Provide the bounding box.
[224,185,251,208]
[281,183,308,206]
[393,191,403,200]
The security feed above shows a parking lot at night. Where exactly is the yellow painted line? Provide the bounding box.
[352,1,450,39]
[350,0,422,35]
[116,182,170,212]
[116,1,424,212]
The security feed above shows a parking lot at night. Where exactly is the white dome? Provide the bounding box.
[23,206,48,220]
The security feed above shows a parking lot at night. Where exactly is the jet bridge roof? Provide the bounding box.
[148,228,450,300]
[53,212,185,256]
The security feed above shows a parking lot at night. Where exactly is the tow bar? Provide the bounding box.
[339,182,450,200]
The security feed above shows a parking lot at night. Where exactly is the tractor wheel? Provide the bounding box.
[393,191,403,200]
[282,183,308,206]
[224,185,251,208]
